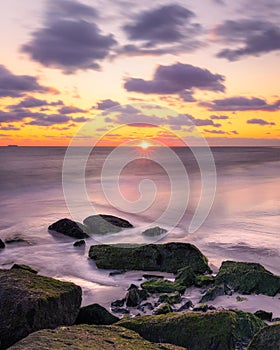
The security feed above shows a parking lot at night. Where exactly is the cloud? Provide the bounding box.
[200,96,280,111]
[230,130,239,134]
[59,106,85,114]
[27,114,71,126]
[119,4,203,56]
[0,65,53,98]
[0,124,21,131]
[124,63,225,97]
[8,97,64,109]
[214,19,280,60]
[204,129,227,134]
[72,116,90,123]
[210,114,229,120]
[247,118,276,126]
[21,0,117,73]
[96,99,120,110]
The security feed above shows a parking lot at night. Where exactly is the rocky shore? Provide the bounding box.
[0,215,279,349]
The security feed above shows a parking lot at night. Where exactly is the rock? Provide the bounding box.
[73,240,85,247]
[5,236,30,245]
[117,310,265,350]
[141,279,186,294]
[193,303,209,312]
[247,322,280,350]
[111,307,130,315]
[127,283,138,291]
[8,324,185,350]
[83,214,133,234]
[142,226,167,237]
[109,270,126,276]
[75,303,119,325]
[200,285,225,303]
[176,299,193,312]
[0,268,82,349]
[194,274,215,287]
[137,302,154,312]
[272,317,280,323]
[215,261,280,296]
[254,310,273,322]
[89,242,211,274]
[11,264,37,274]
[111,299,125,307]
[0,239,5,249]
[126,289,148,307]
[153,303,173,315]
[48,218,89,239]
[158,292,181,305]
[175,266,196,287]
[143,274,164,280]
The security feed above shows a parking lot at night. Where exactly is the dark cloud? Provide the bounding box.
[200,97,280,111]
[0,124,21,131]
[0,65,53,98]
[204,129,227,134]
[210,115,229,120]
[179,90,196,102]
[9,97,64,109]
[230,130,239,134]
[27,114,71,126]
[215,19,280,60]
[247,118,276,126]
[22,0,117,73]
[124,63,225,96]
[96,99,120,110]
[72,116,90,123]
[120,4,203,56]
[59,106,85,114]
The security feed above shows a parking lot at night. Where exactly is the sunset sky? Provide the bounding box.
[0,0,279,146]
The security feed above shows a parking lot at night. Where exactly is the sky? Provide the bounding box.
[0,0,279,146]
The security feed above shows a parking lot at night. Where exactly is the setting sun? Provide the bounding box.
[139,140,151,150]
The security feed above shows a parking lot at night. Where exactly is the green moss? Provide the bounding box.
[158,292,181,305]
[215,261,280,296]
[141,279,186,294]
[247,322,280,350]
[153,303,173,315]
[194,275,215,287]
[236,296,247,302]
[11,264,38,274]
[234,310,266,344]
[175,266,196,287]
[9,325,185,350]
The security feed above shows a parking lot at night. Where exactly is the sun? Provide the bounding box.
[139,140,151,150]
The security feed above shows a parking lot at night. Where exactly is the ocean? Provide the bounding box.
[0,146,279,307]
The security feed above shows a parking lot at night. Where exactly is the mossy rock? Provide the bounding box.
[175,266,196,287]
[215,261,280,296]
[75,303,119,325]
[83,214,133,234]
[247,322,280,350]
[141,279,186,294]
[200,285,225,303]
[142,226,167,237]
[126,289,148,307]
[48,218,89,239]
[11,264,38,274]
[117,310,265,350]
[195,274,215,287]
[153,303,173,315]
[89,242,210,274]
[159,292,181,305]
[0,269,82,349]
[9,325,186,350]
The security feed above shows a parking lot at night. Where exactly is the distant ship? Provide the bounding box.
[7,144,19,147]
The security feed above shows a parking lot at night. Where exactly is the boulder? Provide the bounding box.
[111,299,125,307]
[200,285,226,303]
[215,261,280,296]
[254,310,273,322]
[194,274,215,287]
[117,310,265,350]
[158,292,181,305]
[75,303,119,325]
[142,226,167,237]
[126,289,148,307]
[0,268,82,349]
[9,325,185,350]
[11,264,37,274]
[73,239,86,247]
[247,322,280,350]
[0,239,5,249]
[83,214,133,234]
[175,266,196,287]
[89,242,211,274]
[141,279,186,294]
[153,303,173,315]
[48,218,89,239]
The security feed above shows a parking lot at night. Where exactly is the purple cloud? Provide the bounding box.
[204,129,227,134]
[215,19,280,60]
[124,63,225,96]
[22,0,117,73]
[210,114,229,120]
[0,124,21,131]
[59,106,85,114]
[0,65,53,98]
[96,99,120,110]
[247,118,276,126]
[27,114,71,126]
[9,97,64,109]
[200,96,280,111]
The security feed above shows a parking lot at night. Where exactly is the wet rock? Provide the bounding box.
[11,264,37,274]
[111,307,130,315]
[75,303,119,325]
[48,218,89,239]
[89,242,211,274]
[142,226,167,237]
[194,274,215,287]
[137,302,154,312]
[141,279,186,294]
[109,270,126,276]
[176,299,193,312]
[73,239,85,247]
[153,303,173,315]
[254,310,273,322]
[200,285,225,303]
[175,266,196,287]
[158,292,181,305]
[9,324,185,350]
[117,310,265,350]
[0,268,82,349]
[5,236,30,245]
[127,284,138,291]
[126,289,148,307]
[143,274,164,280]
[193,303,209,312]
[0,239,5,249]
[215,261,280,296]
[83,214,133,234]
[247,322,280,350]
[111,299,125,308]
